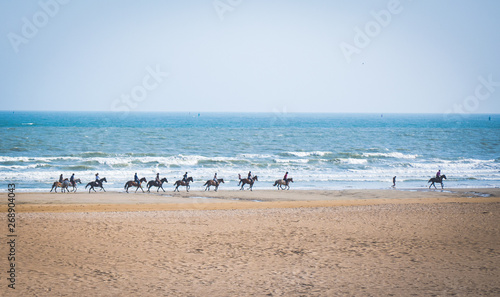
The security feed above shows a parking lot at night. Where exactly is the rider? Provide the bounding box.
[248,171,252,180]
[155,173,161,186]
[95,173,100,186]
[213,173,218,185]
[134,173,140,184]
[70,173,75,187]
[182,172,188,183]
[283,171,288,181]
[436,170,441,179]
[59,174,64,183]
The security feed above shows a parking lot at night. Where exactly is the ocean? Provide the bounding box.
[1,111,499,192]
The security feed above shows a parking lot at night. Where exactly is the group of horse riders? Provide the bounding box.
[51,170,294,193]
[52,169,448,193]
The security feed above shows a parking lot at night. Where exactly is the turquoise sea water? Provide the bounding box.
[1,111,499,192]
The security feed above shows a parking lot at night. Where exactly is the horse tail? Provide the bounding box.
[273,181,277,186]
[203,181,208,186]
[124,183,127,189]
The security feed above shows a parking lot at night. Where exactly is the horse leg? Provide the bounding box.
[186,185,190,192]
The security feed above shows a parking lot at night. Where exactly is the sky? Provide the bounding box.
[1,0,500,113]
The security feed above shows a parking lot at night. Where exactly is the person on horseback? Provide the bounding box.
[283,172,288,181]
[155,173,160,186]
[70,173,75,187]
[213,173,218,185]
[248,171,252,180]
[182,172,188,183]
[134,173,140,184]
[436,170,441,179]
[59,174,64,183]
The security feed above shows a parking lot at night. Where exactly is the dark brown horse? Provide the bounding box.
[173,176,193,192]
[273,178,293,190]
[124,177,147,193]
[204,178,224,191]
[238,176,258,191]
[147,177,168,192]
[428,174,447,189]
[85,177,107,193]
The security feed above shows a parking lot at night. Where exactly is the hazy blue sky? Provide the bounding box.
[1,0,499,113]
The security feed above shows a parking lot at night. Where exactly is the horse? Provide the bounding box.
[173,176,193,192]
[273,178,293,190]
[238,176,258,191]
[147,177,168,192]
[50,179,72,193]
[428,174,447,189]
[85,177,107,193]
[124,177,147,193]
[203,178,224,191]
[69,178,82,192]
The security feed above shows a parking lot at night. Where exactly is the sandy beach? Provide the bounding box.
[1,189,499,296]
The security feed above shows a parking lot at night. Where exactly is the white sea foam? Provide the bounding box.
[363,152,419,159]
[286,151,332,157]
[339,158,368,165]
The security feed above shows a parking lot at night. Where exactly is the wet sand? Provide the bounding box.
[0,189,499,296]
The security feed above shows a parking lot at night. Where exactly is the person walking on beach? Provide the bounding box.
[392,176,396,188]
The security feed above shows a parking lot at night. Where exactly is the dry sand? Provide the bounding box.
[1,189,499,296]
